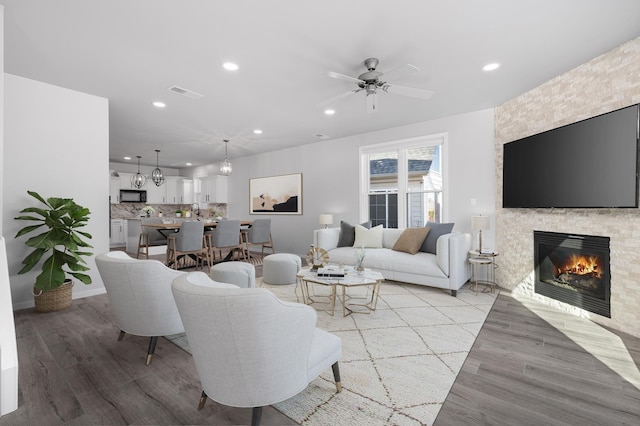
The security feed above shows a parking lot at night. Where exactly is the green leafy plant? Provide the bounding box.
[14,191,93,291]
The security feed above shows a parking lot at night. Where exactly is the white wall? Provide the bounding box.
[0,5,19,416]
[3,74,109,310]
[214,108,495,257]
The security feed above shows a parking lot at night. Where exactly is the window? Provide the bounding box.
[360,134,445,229]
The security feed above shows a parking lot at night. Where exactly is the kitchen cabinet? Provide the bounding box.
[164,176,185,204]
[145,180,165,204]
[109,176,120,203]
[183,179,194,205]
[118,172,134,190]
[199,175,227,203]
[110,219,125,246]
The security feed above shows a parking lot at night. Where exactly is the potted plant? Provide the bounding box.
[175,209,182,218]
[14,191,93,313]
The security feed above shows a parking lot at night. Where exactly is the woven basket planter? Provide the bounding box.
[34,280,73,313]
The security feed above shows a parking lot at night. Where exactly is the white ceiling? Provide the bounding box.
[3,0,640,168]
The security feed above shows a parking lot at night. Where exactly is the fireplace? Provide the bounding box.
[534,231,610,318]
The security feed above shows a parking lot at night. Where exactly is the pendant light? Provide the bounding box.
[220,139,232,176]
[131,155,147,189]
[151,149,165,186]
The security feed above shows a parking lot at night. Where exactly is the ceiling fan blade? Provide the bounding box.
[382,84,434,100]
[366,92,377,113]
[381,63,420,82]
[327,71,364,84]
[317,88,361,107]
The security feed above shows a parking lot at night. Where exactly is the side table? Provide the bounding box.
[468,250,499,295]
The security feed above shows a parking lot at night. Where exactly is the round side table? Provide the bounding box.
[468,251,499,295]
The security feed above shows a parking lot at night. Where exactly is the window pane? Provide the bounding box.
[407,191,442,227]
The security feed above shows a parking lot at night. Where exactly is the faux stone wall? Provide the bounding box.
[495,37,640,338]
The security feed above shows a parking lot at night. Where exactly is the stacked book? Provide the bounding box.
[317,267,345,278]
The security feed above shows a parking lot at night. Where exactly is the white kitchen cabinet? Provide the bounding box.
[109,176,120,203]
[118,172,134,189]
[110,219,125,246]
[183,179,194,205]
[145,180,165,204]
[199,175,227,203]
[164,176,185,204]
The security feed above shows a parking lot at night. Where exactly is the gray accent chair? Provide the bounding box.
[95,251,185,365]
[171,271,342,426]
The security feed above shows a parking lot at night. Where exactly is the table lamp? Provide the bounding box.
[471,215,490,252]
[319,214,333,229]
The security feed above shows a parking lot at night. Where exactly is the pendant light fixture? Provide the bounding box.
[131,155,147,189]
[151,149,165,186]
[220,139,232,176]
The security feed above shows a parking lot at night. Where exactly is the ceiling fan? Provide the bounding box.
[322,58,434,113]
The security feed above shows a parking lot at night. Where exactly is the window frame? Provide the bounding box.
[359,133,448,228]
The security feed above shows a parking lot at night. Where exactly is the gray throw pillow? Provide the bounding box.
[420,221,454,254]
[337,220,371,247]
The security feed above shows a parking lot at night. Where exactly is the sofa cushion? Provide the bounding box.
[353,224,383,248]
[420,222,454,254]
[392,228,431,254]
[337,220,371,247]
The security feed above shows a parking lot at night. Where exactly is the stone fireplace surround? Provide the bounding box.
[495,36,640,339]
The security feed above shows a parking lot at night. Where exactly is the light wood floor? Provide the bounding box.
[3,283,639,425]
[435,291,640,425]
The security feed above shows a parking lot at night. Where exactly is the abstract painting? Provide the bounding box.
[249,173,302,214]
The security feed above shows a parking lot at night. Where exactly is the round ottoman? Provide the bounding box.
[210,261,256,288]
[263,253,301,285]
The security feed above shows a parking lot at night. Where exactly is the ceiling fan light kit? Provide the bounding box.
[325,57,434,113]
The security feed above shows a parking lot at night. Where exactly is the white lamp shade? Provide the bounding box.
[319,214,333,226]
[471,215,490,231]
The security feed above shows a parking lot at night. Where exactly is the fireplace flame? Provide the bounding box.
[558,254,601,278]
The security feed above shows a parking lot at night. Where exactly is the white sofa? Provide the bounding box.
[313,227,471,296]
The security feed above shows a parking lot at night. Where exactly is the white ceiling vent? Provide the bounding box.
[314,133,330,140]
[167,85,203,99]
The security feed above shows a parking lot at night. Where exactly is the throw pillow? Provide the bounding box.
[353,224,384,248]
[392,228,431,255]
[337,220,372,247]
[420,221,454,254]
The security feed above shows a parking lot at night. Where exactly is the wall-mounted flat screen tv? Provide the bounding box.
[503,104,639,208]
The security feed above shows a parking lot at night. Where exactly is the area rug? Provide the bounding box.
[166,278,497,425]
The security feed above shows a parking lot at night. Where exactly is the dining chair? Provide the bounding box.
[205,219,245,262]
[166,221,210,271]
[95,251,185,365]
[246,218,275,257]
[171,272,342,426]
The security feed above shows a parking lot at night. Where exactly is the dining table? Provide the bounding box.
[142,220,253,238]
[143,220,254,264]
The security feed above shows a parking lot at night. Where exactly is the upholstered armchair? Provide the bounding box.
[171,272,342,426]
[95,251,185,365]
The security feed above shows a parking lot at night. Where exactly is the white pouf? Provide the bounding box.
[263,253,301,285]
[210,261,256,288]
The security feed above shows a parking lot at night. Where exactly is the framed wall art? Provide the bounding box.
[249,173,302,215]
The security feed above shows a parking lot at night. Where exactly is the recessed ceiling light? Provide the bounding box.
[324,109,336,115]
[223,62,239,71]
[186,162,192,166]
[152,101,166,108]
[253,129,263,134]
[124,156,131,160]
[482,63,500,72]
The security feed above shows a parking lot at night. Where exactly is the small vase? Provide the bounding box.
[146,212,150,217]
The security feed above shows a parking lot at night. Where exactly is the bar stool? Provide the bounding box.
[137,232,149,259]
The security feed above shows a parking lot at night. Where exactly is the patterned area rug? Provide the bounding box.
[167,278,497,425]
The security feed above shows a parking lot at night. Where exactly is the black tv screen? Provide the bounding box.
[503,104,639,208]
